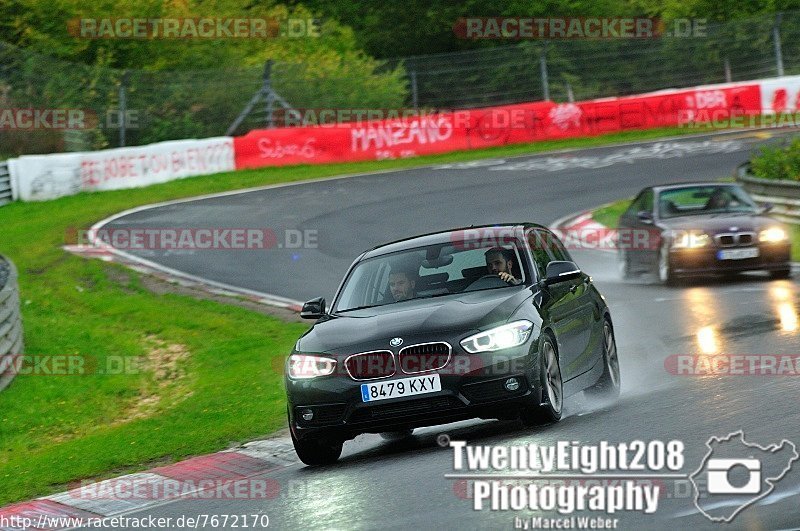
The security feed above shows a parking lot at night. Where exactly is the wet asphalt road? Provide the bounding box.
[98,133,800,530]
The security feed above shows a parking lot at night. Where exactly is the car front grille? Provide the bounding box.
[345,350,396,380]
[398,342,451,374]
[715,232,756,247]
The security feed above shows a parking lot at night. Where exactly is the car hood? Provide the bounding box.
[659,212,779,233]
[297,287,533,354]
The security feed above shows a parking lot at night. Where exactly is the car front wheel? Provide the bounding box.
[617,248,634,279]
[657,241,676,286]
[290,428,343,466]
[522,334,563,425]
[584,319,621,401]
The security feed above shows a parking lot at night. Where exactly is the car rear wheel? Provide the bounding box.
[584,319,621,401]
[290,429,343,466]
[522,334,563,425]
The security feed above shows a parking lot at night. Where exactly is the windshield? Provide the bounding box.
[333,240,527,312]
[658,185,758,219]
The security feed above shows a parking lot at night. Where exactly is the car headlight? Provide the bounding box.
[670,230,710,249]
[760,227,788,243]
[287,354,337,379]
[460,320,533,353]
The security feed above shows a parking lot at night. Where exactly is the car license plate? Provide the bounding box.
[717,248,759,260]
[361,374,441,402]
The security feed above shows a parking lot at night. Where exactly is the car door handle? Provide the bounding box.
[569,284,579,293]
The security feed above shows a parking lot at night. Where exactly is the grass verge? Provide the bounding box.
[591,199,632,230]
[0,124,767,506]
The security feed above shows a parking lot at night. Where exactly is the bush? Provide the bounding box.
[0,3,408,153]
[750,138,800,181]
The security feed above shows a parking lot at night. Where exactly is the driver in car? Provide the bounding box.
[705,188,730,211]
[484,247,522,285]
[388,268,417,301]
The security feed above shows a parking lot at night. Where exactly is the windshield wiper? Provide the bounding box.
[336,303,383,313]
[415,291,456,300]
[340,292,455,312]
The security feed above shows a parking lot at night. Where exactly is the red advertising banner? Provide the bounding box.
[233,83,761,170]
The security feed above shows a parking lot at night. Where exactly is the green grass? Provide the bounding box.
[591,199,800,261]
[0,124,767,506]
[591,199,632,229]
[791,225,800,262]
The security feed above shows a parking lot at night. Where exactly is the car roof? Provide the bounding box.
[361,222,548,259]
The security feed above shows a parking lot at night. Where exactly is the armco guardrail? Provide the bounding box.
[0,161,12,207]
[736,163,800,225]
[0,255,23,391]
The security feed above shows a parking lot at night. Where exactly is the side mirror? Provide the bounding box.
[761,202,774,214]
[636,210,654,224]
[543,261,582,286]
[300,297,326,319]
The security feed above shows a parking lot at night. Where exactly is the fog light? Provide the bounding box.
[504,377,520,392]
[300,408,314,421]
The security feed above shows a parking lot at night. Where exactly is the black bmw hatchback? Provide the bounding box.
[285,223,620,465]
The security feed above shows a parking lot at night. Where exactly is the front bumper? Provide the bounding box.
[286,343,541,441]
[669,243,791,276]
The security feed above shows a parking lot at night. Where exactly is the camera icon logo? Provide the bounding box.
[690,431,798,523]
[706,458,761,495]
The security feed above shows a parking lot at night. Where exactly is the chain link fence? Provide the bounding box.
[397,12,800,109]
[2,11,800,156]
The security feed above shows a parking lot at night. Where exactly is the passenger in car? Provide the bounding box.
[388,268,417,301]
